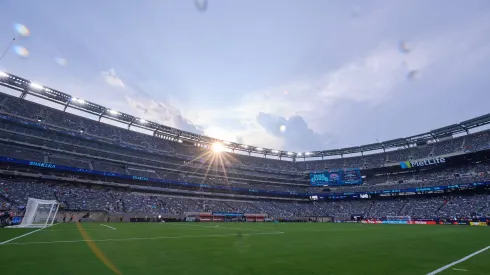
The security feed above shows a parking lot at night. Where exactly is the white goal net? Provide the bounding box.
[13,198,60,228]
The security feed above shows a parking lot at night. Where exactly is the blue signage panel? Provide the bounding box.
[310,169,362,186]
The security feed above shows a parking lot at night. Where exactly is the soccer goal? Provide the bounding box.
[386,216,412,222]
[10,198,60,228]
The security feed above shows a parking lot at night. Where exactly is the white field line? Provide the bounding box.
[452,268,467,271]
[426,245,490,275]
[3,231,285,246]
[168,223,266,232]
[100,224,117,230]
[0,223,59,245]
[41,229,115,232]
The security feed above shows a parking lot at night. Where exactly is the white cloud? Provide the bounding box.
[204,126,238,141]
[176,42,426,150]
[256,112,329,151]
[203,125,281,149]
[317,46,415,104]
[200,45,415,138]
[199,13,490,148]
[182,28,482,150]
[237,129,285,150]
[101,68,125,88]
[125,95,202,134]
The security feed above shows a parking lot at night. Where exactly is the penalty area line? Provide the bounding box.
[426,245,490,275]
[0,223,59,245]
[100,224,117,230]
[41,229,115,232]
[2,231,285,246]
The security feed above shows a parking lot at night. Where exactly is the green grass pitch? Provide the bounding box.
[0,222,488,275]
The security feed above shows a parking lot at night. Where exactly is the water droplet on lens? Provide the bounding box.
[13,45,29,57]
[55,57,67,66]
[195,0,207,11]
[13,23,30,37]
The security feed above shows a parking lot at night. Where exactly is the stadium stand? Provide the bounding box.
[0,72,489,222]
[1,176,489,219]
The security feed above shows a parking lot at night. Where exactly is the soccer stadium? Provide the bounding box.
[1,2,490,275]
[1,72,490,273]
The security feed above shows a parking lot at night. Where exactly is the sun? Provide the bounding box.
[211,142,224,153]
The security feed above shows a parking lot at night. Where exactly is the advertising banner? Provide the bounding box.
[408,221,437,225]
[470,222,487,226]
[400,157,445,169]
[309,169,362,186]
[362,220,437,225]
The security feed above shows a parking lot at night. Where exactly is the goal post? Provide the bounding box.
[12,198,60,228]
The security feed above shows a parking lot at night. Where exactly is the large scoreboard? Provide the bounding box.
[309,168,363,186]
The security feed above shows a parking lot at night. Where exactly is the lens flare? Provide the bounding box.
[13,23,30,37]
[13,45,29,57]
[212,142,224,153]
[279,125,286,133]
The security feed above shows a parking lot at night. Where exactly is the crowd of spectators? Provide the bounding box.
[328,162,490,193]
[437,194,490,218]
[1,178,488,219]
[1,131,490,196]
[432,138,464,156]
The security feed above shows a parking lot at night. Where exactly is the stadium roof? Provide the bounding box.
[0,71,487,159]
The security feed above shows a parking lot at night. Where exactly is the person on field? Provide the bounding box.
[0,210,10,227]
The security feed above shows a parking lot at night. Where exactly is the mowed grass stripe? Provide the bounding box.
[76,222,123,275]
[3,231,285,245]
[167,223,268,232]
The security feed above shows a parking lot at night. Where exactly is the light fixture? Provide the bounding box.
[30,82,43,90]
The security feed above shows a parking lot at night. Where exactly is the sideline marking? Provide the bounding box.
[100,224,117,230]
[426,245,490,275]
[4,231,285,246]
[452,268,467,271]
[0,224,58,245]
[77,223,122,275]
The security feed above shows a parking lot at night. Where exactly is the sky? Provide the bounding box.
[0,0,490,154]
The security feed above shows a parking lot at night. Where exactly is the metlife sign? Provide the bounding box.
[400,157,446,169]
